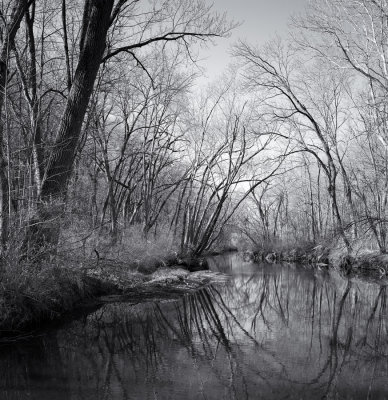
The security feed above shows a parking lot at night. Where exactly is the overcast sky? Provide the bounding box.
[198,0,309,81]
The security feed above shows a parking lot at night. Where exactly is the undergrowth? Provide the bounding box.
[0,257,89,334]
[58,222,179,273]
[0,222,181,336]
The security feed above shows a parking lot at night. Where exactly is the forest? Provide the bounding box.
[0,0,388,333]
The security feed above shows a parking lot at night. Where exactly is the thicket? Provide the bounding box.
[0,0,277,333]
[234,1,388,264]
[1,0,388,333]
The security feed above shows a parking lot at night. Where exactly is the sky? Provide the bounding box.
[198,0,309,81]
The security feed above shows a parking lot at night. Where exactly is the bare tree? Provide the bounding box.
[175,84,282,255]
[235,40,353,251]
[20,0,232,252]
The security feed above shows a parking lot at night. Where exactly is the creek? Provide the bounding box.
[1,253,388,399]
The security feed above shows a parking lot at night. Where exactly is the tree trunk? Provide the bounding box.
[27,0,114,252]
[328,175,352,253]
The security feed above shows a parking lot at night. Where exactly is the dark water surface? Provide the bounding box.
[2,253,388,399]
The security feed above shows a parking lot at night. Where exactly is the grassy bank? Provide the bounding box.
[0,226,219,341]
[252,239,388,279]
[0,254,223,341]
[0,259,115,338]
[252,240,330,264]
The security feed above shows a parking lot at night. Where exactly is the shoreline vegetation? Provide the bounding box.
[2,240,388,342]
[250,241,388,280]
[0,249,228,342]
[1,0,388,349]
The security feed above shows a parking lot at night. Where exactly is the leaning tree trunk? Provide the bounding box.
[25,0,114,254]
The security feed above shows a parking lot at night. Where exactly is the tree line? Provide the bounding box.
[0,0,387,262]
[236,0,388,255]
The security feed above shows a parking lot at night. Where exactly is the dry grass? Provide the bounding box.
[58,222,179,273]
[0,222,180,336]
[0,257,90,334]
[0,229,111,336]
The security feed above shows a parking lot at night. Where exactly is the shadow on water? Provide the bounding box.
[1,253,388,399]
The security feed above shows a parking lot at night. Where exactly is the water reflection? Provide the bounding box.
[1,254,388,399]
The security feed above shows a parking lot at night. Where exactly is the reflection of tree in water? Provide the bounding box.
[0,334,70,400]
[222,266,388,398]
[1,261,388,399]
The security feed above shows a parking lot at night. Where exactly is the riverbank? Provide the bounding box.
[252,243,388,279]
[0,254,227,342]
[2,242,386,341]
[2,253,388,399]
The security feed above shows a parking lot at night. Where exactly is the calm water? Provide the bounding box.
[1,253,388,399]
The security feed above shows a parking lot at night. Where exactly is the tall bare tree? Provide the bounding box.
[235,40,352,251]
[22,0,232,252]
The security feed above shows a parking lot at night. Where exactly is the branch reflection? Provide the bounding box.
[1,254,388,399]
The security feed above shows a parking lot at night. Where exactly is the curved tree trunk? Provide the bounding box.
[25,0,114,254]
